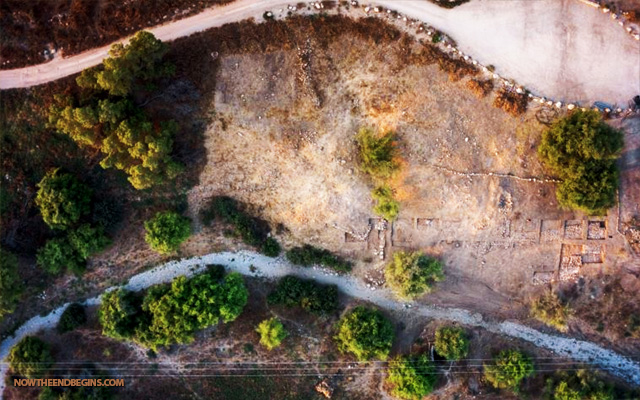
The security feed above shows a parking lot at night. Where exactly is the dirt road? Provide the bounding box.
[0,0,638,104]
[1,250,639,398]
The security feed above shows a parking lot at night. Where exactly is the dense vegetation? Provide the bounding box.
[57,303,87,333]
[371,185,400,221]
[256,317,288,350]
[434,326,469,361]
[538,110,623,215]
[8,336,54,378]
[267,275,339,315]
[385,251,443,299]
[545,370,614,400]
[386,354,437,400]
[484,349,534,392]
[37,224,110,275]
[201,196,280,256]
[0,248,22,321]
[35,169,91,231]
[49,32,182,190]
[144,211,191,254]
[356,128,399,180]
[334,306,395,361]
[99,268,248,349]
[285,244,351,272]
[530,290,572,332]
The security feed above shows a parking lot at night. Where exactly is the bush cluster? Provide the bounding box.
[493,88,529,116]
[530,291,572,332]
[0,248,22,321]
[484,349,534,392]
[268,275,339,315]
[434,326,469,361]
[256,317,288,350]
[466,78,494,98]
[99,269,248,350]
[285,245,351,272]
[386,354,436,400]
[202,196,280,256]
[372,185,399,221]
[356,127,399,180]
[36,168,92,231]
[538,110,623,215]
[57,303,87,333]
[334,306,394,361]
[385,251,443,299]
[546,370,614,400]
[144,211,191,254]
[37,224,110,275]
[9,336,54,378]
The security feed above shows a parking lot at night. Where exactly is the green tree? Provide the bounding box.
[77,31,175,96]
[35,169,91,230]
[546,370,614,400]
[372,185,399,221]
[57,303,87,333]
[434,326,469,361]
[99,289,143,341]
[538,110,623,214]
[260,237,281,257]
[144,211,191,254]
[0,248,22,321]
[268,275,339,315]
[530,290,572,332]
[9,336,54,378]
[356,127,399,180]
[68,224,110,260]
[334,306,394,361]
[36,237,83,275]
[385,251,443,299]
[256,317,288,350]
[484,349,534,392]
[386,354,436,400]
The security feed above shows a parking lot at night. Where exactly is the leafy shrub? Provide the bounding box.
[144,211,191,254]
[386,354,436,400]
[466,78,494,97]
[538,110,623,215]
[546,370,614,400]
[0,248,22,321]
[493,88,529,116]
[385,251,443,299]
[356,127,399,180]
[372,185,399,221]
[286,244,351,272]
[99,270,248,350]
[9,336,54,378]
[484,349,534,392]
[36,237,83,275]
[334,306,394,361]
[99,289,144,341]
[530,291,572,332]
[57,303,87,333]
[68,224,110,260]
[434,326,469,361]
[36,168,91,230]
[268,275,339,315]
[261,237,281,257]
[256,317,288,350]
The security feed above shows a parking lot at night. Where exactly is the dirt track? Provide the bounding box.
[1,250,639,398]
[0,0,638,104]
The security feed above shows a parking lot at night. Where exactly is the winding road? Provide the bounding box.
[1,250,639,398]
[0,0,638,104]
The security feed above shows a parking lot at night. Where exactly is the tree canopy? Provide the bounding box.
[9,336,54,378]
[530,290,572,332]
[37,224,109,275]
[334,306,394,361]
[434,326,469,361]
[57,303,87,333]
[538,110,623,215]
[386,354,436,400]
[267,275,339,315]
[356,127,399,180]
[144,211,191,254]
[256,317,288,350]
[76,31,175,96]
[547,370,614,400]
[385,251,443,299]
[0,248,22,321]
[484,349,534,392]
[36,169,91,230]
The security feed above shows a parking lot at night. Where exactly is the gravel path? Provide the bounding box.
[1,0,638,104]
[2,250,639,398]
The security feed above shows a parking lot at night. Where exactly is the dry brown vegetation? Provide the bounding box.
[0,0,232,69]
[493,88,530,116]
[467,78,494,98]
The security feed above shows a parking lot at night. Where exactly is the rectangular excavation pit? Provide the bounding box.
[417,218,440,230]
[532,271,555,285]
[581,244,604,263]
[511,218,540,241]
[541,220,563,242]
[391,218,414,247]
[564,220,585,240]
[587,221,607,240]
[559,244,583,281]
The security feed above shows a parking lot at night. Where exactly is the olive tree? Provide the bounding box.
[385,251,443,299]
[334,306,394,361]
[35,169,91,230]
[386,354,436,400]
[144,211,191,254]
[9,336,54,378]
[434,326,469,361]
[484,349,534,392]
[256,317,288,350]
